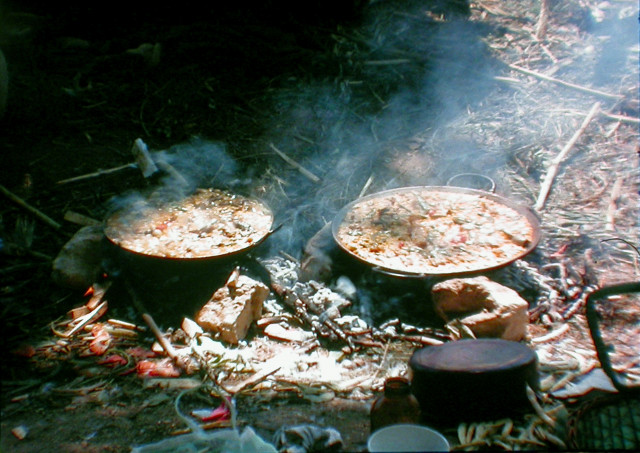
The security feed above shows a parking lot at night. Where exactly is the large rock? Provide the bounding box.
[196,275,269,344]
[51,225,104,290]
[431,276,529,341]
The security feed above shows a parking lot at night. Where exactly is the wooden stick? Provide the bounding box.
[358,175,374,198]
[534,102,601,211]
[600,111,640,125]
[530,323,570,344]
[222,362,281,394]
[56,163,136,185]
[508,64,623,100]
[269,143,320,183]
[0,184,62,230]
[364,59,412,65]
[63,210,101,226]
[141,312,181,361]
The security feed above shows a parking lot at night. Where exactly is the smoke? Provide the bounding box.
[107,1,499,258]
[106,138,246,214]
[258,2,498,255]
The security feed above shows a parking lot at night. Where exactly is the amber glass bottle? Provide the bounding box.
[370,377,422,433]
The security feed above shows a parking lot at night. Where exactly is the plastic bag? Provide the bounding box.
[131,426,277,453]
[131,387,277,453]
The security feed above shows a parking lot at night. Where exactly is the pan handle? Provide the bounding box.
[371,266,427,279]
[446,173,496,193]
[586,281,640,393]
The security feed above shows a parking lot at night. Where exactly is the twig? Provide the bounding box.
[269,143,320,183]
[221,362,281,394]
[530,323,570,344]
[56,163,136,184]
[534,102,601,211]
[507,64,623,100]
[0,184,62,230]
[599,111,640,125]
[358,175,374,198]
[363,59,412,65]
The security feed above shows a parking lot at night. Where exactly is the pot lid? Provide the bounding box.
[409,339,536,374]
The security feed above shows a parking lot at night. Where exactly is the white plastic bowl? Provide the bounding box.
[367,424,450,452]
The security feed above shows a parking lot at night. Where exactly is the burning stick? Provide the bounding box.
[534,102,600,211]
[0,184,62,230]
[269,143,320,183]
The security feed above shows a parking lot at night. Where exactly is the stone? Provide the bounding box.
[431,276,529,341]
[196,275,269,344]
[264,323,315,343]
[51,225,104,290]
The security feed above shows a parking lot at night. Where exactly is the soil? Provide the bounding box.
[1,0,639,452]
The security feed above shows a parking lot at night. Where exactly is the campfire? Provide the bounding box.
[2,0,639,451]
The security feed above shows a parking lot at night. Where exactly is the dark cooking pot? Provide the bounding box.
[409,339,539,426]
[103,187,276,290]
[104,188,275,262]
[102,188,275,323]
[331,186,541,279]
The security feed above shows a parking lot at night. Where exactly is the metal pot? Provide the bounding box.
[331,186,541,278]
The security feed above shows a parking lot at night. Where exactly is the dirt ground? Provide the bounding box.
[1,0,639,452]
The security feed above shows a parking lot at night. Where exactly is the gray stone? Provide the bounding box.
[51,225,104,290]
